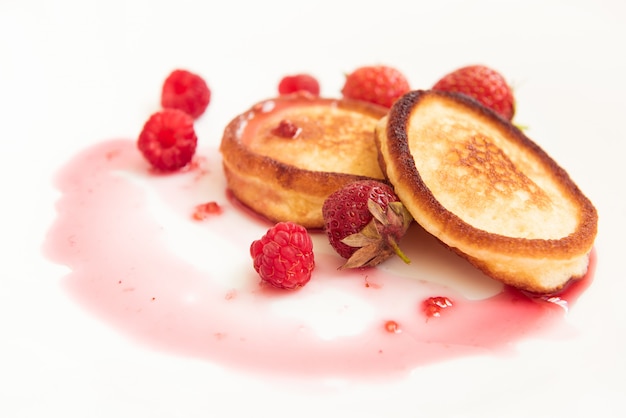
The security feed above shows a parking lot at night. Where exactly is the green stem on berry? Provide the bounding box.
[514,122,529,131]
[388,236,410,264]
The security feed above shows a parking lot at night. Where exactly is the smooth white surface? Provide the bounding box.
[2,0,625,417]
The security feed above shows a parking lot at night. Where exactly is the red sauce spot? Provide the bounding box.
[423,296,453,318]
[364,276,382,288]
[384,320,401,333]
[192,201,222,220]
[271,119,301,138]
[185,156,206,171]
[105,149,122,160]
[188,156,210,182]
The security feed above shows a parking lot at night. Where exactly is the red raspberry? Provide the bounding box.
[137,108,197,171]
[432,65,515,120]
[341,65,410,108]
[161,69,211,119]
[270,119,301,139]
[278,73,320,96]
[250,222,315,290]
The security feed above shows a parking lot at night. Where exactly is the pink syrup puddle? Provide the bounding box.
[43,139,597,380]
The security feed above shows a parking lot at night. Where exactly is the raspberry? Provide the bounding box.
[270,119,301,138]
[278,73,320,96]
[161,69,211,119]
[250,222,315,290]
[137,108,197,171]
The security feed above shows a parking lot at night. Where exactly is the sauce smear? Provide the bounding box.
[44,139,596,380]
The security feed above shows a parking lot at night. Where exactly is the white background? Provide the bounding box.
[1,0,625,417]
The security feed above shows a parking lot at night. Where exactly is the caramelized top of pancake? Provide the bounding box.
[220,93,388,228]
[375,90,597,293]
[378,90,597,255]
[405,95,575,240]
[233,94,385,178]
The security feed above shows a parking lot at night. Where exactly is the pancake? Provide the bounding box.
[220,93,388,229]
[375,89,598,294]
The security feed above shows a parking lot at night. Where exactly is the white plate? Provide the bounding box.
[2,1,625,417]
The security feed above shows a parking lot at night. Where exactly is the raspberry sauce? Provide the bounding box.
[44,139,596,380]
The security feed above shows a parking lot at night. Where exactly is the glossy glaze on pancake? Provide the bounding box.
[220,93,388,229]
[375,90,598,294]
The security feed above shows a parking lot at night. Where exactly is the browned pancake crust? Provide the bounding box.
[220,93,388,228]
[376,90,598,293]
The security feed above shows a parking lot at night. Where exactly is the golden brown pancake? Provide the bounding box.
[220,93,388,229]
[375,90,598,294]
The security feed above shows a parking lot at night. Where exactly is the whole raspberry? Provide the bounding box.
[341,65,410,108]
[278,73,320,96]
[250,222,315,289]
[322,180,412,268]
[432,64,515,120]
[161,69,211,119]
[137,108,197,171]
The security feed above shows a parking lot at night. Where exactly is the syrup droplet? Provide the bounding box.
[423,296,453,318]
[385,320,401,333]
[192,201,222,220]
